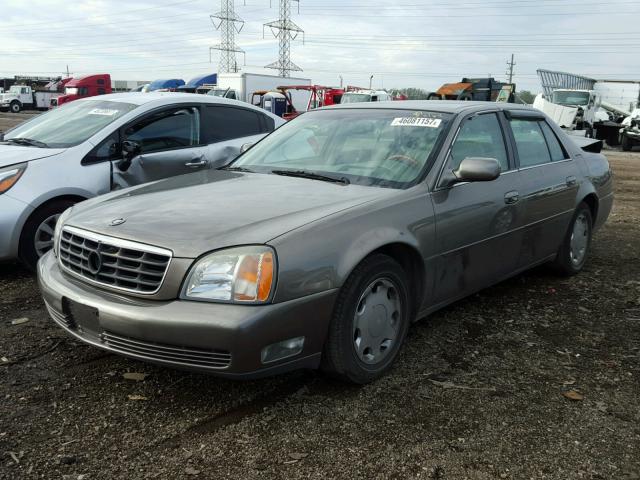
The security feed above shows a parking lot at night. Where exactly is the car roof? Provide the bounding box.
[74,92,278,117]
[325,100,535,114]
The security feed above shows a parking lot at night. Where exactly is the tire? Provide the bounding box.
[621,134,632,152]
[551,202,593,276]
[10,101,21,113]
[321,254,412,384]
[19,199,76,271]
[427,93,442,100]
[457,92,473,101]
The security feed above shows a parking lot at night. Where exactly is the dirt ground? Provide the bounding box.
[0,111,38,133]
[0,111,639,479]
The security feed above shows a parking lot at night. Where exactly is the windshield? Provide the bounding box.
[208,89,227,96]
[231,109,450,188]
[9,85,22,94]
[552,91,590,106]
[341,93,372,104]
[65,87,78,95]
[5,100,137,148]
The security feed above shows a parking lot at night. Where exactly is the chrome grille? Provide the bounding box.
[58,226,172,294]
[101,332,232,369]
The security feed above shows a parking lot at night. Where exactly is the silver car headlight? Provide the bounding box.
[181,246,276,303]
[52,207,73,258]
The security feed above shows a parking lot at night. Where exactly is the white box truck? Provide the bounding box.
[208,73,312,111]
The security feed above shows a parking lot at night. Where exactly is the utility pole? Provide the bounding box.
[210,0,245,74]
[264,0,304,77]
[369,75,373,89]
[506,54,516,83]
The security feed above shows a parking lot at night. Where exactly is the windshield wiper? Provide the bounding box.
[220,165,256,173]
[270,169,350,185]
[3,137,49,148]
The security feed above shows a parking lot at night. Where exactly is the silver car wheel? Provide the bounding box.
[34,213,61,257]
[352,278,402,365]
[569,212,589,266]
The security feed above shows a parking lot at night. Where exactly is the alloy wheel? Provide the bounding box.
[34,213,61,257]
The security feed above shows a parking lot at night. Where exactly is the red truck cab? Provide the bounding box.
[53,74,112,107]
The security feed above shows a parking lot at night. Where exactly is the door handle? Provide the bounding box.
[504,191,519,204]
[184,158,208,168]
[566,175,577,187]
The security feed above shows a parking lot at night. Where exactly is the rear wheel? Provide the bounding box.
[10,101,21,113]
[551,202,593,276]
[19,199,76,271]
[321,254,411,384]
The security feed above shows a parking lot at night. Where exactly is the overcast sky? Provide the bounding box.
[1,0,638,93]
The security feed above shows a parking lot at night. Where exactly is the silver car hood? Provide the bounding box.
[67,169,393,258]
[0,145,66,168]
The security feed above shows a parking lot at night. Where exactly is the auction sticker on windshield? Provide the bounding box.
[88,108,120,116]
[391,117,442,128]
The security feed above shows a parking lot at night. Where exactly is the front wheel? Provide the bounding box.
[19,200,76,271]
[551,203,593,276]
[321,254,411,384]
[621,134,632,152]
[10,101,21,113]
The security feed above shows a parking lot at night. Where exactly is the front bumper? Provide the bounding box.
[0,194,33,261]
[38,252,338,378]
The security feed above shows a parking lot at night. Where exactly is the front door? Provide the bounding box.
[112,106,208,188]
[430,111,526,306]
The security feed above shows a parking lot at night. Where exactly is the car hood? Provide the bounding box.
[0,145,66,168]
[67,170,394,258]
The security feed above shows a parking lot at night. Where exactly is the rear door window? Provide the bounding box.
[510,119,552,167]
[201,105,268,143]
[539,121,568,161]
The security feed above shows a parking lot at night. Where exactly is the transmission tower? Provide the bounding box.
[264,0,304,77]
[210,0,245,73]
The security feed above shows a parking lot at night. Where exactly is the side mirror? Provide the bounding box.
[121,140,141,159]
[240,142,254,153]
[452,157,501,183]
[117,140,141,172]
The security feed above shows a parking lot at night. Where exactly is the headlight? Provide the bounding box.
[181,246,276,303]
[0,163,27,194]
[52,207,73,258]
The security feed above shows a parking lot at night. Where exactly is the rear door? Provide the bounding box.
[199,104,275,168]
[430,111,526,305]
[505,112,580,267]
[111,106,208,188]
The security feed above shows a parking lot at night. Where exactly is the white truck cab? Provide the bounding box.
[0,85,60,113]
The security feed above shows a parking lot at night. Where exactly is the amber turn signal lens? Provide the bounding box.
[233,251,274,302]
[0,168,24,194]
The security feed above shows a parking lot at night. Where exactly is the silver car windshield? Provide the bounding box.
[5,100,137,148]
[232,109,450,188]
